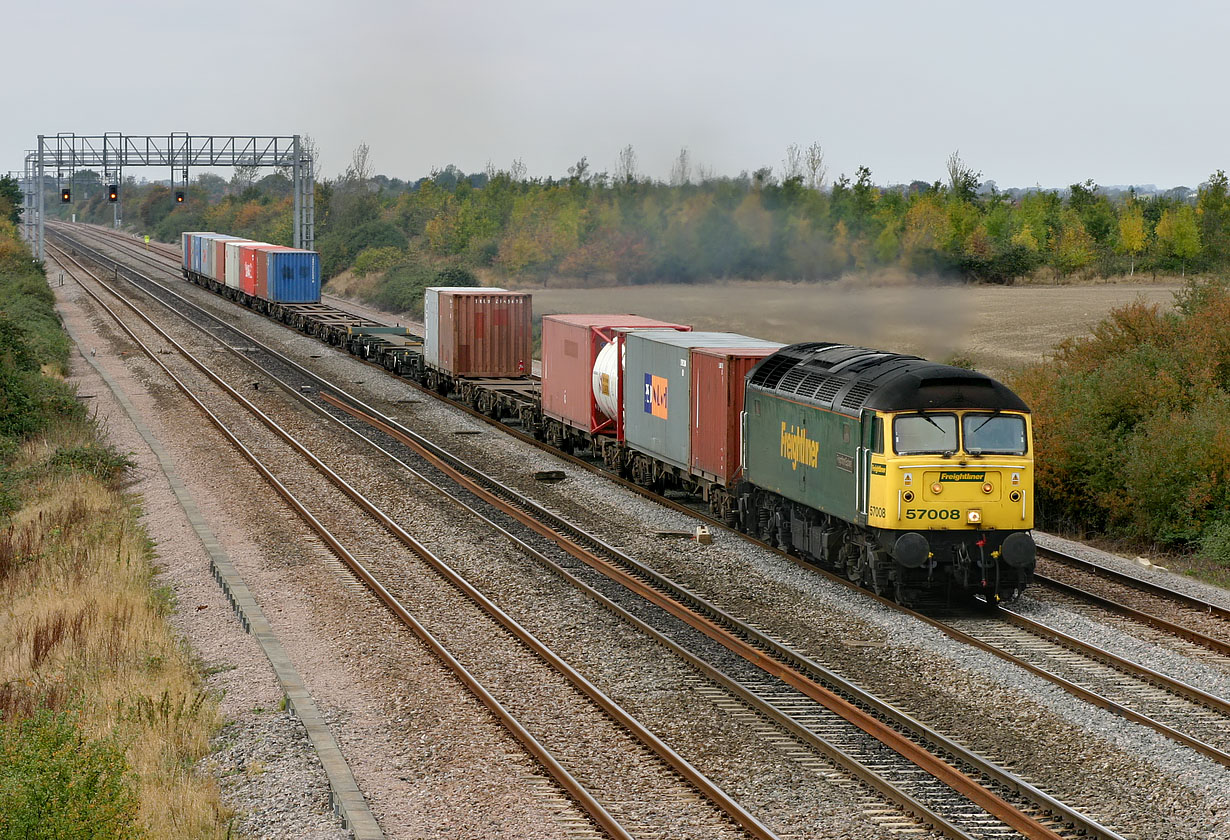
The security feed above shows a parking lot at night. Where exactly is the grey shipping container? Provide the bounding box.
[622,330,774,471]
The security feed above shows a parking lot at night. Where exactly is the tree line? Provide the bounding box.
[27,150,1230,287]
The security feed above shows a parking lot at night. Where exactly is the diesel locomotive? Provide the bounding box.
[737,343,1035,604]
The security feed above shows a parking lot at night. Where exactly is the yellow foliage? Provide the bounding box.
[902,198,946,255]
[731,193,774,251]
[1011,223,1039,252]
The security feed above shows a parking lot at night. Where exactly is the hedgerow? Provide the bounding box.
[1013,278,1230,563]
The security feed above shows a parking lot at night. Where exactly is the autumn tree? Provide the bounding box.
[669,148,691,186]
[1196,170,1230,264]
[1155,206,1201,276]
[946,150,981,202]
[614,145,638,184]
[1053,210,1095,277]
[805,142,826,190]
[781,144,804,183]
[1117,202,1146,275]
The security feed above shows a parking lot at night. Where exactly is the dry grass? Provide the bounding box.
[1,425,230,837]
[525,277,1183,381]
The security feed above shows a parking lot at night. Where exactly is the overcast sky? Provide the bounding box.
[5,1,1225,190]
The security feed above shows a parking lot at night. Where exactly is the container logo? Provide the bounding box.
[644,374,668,418]
[780,422,819,471]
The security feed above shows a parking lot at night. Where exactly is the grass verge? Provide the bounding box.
[1,223,231,837]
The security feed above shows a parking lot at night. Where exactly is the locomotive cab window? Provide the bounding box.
[963,413,1027,455]
[871,416,884,454]
[894,413,957,455]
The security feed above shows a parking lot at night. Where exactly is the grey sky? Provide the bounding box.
[5,0,1225,189]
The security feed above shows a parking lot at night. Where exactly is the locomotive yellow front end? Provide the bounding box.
[865,408,1036,602]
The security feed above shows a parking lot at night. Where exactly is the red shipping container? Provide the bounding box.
[435,289,533,377]
[238,244,268,297]
[541,315,690,435]
[690,344,782,485]
[251,245,295,300]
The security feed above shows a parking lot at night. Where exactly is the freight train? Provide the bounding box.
[181,232,1036,605]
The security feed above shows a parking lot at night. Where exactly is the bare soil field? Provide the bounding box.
[528,279,1182,381]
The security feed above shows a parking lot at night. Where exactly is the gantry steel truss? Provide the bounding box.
[24,133,315,260]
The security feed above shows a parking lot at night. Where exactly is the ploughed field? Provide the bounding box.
[528,279,1182,380]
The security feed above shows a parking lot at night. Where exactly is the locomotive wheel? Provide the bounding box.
[865,543,892,597]
[842,541,862,583]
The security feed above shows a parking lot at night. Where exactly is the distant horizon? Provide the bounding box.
[86,169,1214,197]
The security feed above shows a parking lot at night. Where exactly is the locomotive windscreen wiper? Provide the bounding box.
[970,411,1000,434]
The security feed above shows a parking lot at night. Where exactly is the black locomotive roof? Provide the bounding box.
[746,342,1030,416]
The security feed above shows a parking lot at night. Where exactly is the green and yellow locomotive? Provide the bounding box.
[738,343,1035,605]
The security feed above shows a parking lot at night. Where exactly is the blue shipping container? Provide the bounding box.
[186,232,213,275]
[262,249,321,304]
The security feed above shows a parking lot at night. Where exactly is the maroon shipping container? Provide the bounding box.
[433,289,533,377]
[690,344,782,485]
[541,314,690,435]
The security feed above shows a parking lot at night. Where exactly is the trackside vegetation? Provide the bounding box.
[1013,279,1230,577]
[0,221,230,837]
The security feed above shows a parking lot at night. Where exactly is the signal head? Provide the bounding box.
[107,185,118,202]
[174,190,185,203]
[60,188,71,203]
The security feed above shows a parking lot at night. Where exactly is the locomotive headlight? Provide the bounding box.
[967,509,982,524]
[931,482,943,495]
[982,482,993,494]
[1009,490,1022,503]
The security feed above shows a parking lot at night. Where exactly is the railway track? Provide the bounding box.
[49,224,1135,840]
[48,238,775,840]
[1034,546,1230,658]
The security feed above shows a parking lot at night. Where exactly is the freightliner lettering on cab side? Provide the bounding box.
[780,422,819,471]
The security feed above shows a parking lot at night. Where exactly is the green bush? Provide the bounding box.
[353,246,406,277]
[372,260,437,316]
[435,265,478,287]
[319,221,408,278]
[0,709,139,839]
[1200,517,1230,566]
[47,444,134,484]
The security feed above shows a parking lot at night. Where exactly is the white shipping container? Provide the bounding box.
[225,240,266,290]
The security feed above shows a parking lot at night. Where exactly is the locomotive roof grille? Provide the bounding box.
[746,343,1030,414]
[840,380,879,411]
[815,376,844,403]
[748,353,799,388]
